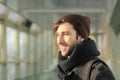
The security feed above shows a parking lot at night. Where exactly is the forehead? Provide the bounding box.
[56,22,75,32]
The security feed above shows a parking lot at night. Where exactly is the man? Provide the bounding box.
[53,14,115,80]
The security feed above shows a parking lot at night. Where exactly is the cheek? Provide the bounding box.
[65,36,77,46]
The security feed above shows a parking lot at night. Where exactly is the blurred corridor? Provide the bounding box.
[0,0,120,80]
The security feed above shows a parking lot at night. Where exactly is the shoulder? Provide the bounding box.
[72,58,115,80]
[90,59,115,80]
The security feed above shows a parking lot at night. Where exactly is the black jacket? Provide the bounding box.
[57,38,115,80]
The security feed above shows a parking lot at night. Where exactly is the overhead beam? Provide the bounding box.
[23,8,106,13]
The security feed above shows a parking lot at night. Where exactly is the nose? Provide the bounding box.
[57,35,64,44]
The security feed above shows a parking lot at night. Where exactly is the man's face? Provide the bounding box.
[56,22,83,56]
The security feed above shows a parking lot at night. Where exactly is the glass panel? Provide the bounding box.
[20,32,28,78]
[6,27,16,61]
[0,64,1,80]
[20,63,27,78]
[20,32,27,60]
[0,24,1,60]
[30,35,35,62]
[7,64,16,80]
[29,35,35,75]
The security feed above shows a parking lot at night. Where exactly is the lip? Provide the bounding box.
[61,46,66,51]
[59,45,68,52]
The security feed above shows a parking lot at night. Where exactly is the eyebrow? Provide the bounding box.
[62,31,70,34]
[56,30,70,34]
[56,31,70,36]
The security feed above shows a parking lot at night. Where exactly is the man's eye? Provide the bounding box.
[55,33,59,37]
[63,32,69,35]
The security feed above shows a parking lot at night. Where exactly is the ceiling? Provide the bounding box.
[7,0,116,31]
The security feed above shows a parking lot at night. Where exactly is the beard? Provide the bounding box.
[66,44,76,57]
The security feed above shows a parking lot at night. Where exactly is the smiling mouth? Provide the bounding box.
[61,47,66,51]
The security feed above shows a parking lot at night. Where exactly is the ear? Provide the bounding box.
[77,36,84,42]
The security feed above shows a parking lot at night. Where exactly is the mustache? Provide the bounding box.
[58,42,68,46]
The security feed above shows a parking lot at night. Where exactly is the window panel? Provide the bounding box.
[20,32,27,60]
[7,64,16,80]
[0,64,1,80]
[6,27,16,61]
[30,35,35,61]
[20,63,27,78]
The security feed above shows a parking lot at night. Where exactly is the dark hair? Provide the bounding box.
[53,14,90,39]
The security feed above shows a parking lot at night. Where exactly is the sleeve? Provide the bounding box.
[90,62,116,80]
